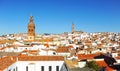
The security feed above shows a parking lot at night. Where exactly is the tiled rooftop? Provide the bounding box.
[18,56,64,61]
[56,47,70,53]
[78,53,100,60]
[96,60,115,71]
[0,56,16,71]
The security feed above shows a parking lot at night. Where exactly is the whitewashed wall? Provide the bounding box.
[78,61,86,68]
[17,61,65,71]
[2,61,67,71]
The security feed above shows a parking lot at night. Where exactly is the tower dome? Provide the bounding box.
[28,16,35,27]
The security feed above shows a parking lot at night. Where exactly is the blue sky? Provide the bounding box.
[0,0,120,35]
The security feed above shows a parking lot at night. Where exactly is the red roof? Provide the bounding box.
[96,60,115,71]
[0,56,16,71]
[44,44,49,48]
[18,56,64,61]
[56,47,70,53]
[78,54,100,60]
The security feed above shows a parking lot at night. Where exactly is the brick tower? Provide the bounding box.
[28,15,35,41]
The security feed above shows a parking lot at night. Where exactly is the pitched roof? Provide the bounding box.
[18,56,64,61]
[78,53,100,60]
[0,56,16,71]
[96,60,115,71]
[56,47,70,53]
[0,52,20,57]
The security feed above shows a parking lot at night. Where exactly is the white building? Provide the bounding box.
[0,56,67,71]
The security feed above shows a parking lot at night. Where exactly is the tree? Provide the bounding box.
[85,61,101,71]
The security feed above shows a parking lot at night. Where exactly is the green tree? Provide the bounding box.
[85,61,101,71]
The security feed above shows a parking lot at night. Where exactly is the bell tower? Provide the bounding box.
[28,15,35,41]
[72,22,74,34]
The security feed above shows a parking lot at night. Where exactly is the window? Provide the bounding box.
[26,66,28,71]
[16,67,17,71]
[29,29,31,31]
[41,66,44,71]
[49,66,52,71]
[30,37,32,39]
[56,66,59,71]
[13,68,15,71]
[53,52,56,55]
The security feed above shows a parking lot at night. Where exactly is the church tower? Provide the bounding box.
[28,15,35,41]
[72,22,74,34]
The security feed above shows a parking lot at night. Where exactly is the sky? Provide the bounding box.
[0,0,120,35]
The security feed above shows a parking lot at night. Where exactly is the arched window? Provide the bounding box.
[29,29,31,31]
[56,66,59,71]
[26,66,28,71]
[41,66,44,71]
[49,66,52,71]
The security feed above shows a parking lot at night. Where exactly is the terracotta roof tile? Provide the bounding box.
[44,44,49,48]
[18,56,64,61]
[56,47,70,53]
[96,60,115,71]
[78,53,100,60]
[0,56,16,70]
